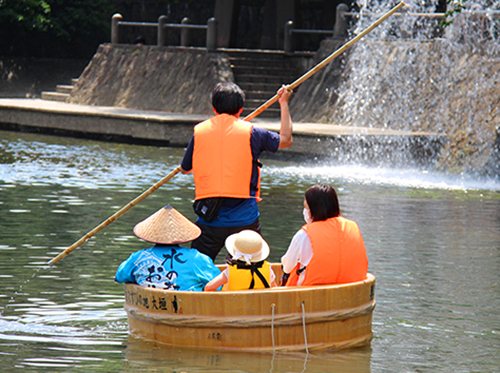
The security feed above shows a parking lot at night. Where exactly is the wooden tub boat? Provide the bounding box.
[123,264,376,352]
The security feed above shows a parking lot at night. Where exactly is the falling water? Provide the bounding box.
[319,0,500,175]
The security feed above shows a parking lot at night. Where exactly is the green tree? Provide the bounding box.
[44,0,116,58]
[0,0,115,58]
[0,0,51,31]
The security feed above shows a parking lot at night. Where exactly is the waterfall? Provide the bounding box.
[294,1,500,176]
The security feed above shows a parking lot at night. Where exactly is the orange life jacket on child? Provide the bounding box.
[225,260,271,291]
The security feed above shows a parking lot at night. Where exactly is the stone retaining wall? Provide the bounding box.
[68,44,234,115]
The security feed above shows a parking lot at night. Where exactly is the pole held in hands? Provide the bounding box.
[243,1,406,121]
[48,166,182,266]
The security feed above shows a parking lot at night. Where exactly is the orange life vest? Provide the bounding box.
[224,261,271,291]
[192,114,260,200]
[287,217,368,286]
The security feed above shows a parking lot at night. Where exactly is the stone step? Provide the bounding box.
[222,48,314,60]
[239,82,282,92]
[41,77,79,102]
[57,85,74,94]
[242,106,280,118]
[222,48,287,58]
[244,99,281,118]
[245,91,276,101]
[245,98,281,107]
[223,49,303,119]
[234,74,292,84]
[231,65,297,77]
[229,57,299,69]
[41,92,69,102]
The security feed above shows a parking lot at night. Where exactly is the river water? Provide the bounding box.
[1,130,499,372]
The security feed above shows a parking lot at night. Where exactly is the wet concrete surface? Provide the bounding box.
[0,98,444,165]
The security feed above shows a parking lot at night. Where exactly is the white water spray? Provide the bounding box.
[327,0,500,174]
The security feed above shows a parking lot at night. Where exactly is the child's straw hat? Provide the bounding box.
[225,230,270,263]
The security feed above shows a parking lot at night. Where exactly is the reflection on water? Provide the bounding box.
[1,130,500,372]
[123,337,372,372]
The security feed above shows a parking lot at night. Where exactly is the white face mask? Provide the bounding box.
[303,207,313,224]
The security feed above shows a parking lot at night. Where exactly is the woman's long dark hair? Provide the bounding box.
[305,183,341,221]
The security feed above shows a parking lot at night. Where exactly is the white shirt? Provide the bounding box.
[281,229,313,286]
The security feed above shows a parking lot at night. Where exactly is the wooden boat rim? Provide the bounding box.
[123,270,375,296]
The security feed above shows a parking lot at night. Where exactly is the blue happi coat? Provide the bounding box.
[115,245,220,291]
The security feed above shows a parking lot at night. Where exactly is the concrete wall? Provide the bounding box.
[68,44,234,115]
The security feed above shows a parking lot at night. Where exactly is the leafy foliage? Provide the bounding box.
[47,0,113,41]
[0,0,116,58]
[0,0,51,31]
[440,0,468,27]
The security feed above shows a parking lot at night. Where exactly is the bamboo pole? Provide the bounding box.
[345,11,446,19]
[243,1,406,121]
[48,166,181,266]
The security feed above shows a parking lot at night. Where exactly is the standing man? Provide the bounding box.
[180,82,293,262]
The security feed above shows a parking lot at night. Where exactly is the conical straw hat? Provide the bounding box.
[133,204,201,244]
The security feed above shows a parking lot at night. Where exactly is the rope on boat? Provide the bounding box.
[270,303,276,372]
[300,353,309,373]
[301,302,309,354]
[126,299,376,328]
[271,303,276,353]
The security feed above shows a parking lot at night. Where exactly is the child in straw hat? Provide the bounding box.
[204,230,277,291]
[115,204,221,291]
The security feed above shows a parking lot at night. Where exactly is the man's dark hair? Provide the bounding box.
[305,183,341,221]
[211,82,245,115]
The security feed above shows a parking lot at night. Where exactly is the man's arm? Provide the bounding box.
[277,85,293,149]
[180,137,194,174]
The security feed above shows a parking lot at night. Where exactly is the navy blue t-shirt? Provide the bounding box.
[181,125,280,227]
